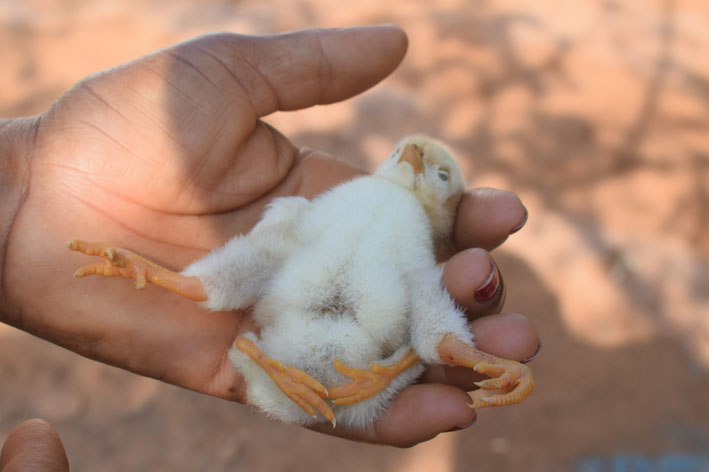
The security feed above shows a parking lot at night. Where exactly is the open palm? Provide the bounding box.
[3,27,538,447]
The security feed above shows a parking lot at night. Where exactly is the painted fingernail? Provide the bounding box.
[445,417,477,432]
[521,340,542,364]
[474,261,501,303]
[509,205,528,234]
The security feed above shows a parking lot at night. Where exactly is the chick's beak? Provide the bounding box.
[397,144,424,175]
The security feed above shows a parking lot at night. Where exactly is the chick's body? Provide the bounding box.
[183,138,470,428]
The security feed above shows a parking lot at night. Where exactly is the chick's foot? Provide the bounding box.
[234,336,336,426]
[437,334,534,409]
[327,349,420,405]
[68,239,207,301]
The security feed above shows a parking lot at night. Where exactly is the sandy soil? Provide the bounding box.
[1,1,708,471]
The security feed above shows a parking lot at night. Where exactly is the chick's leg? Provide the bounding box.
[68,240,207,302]
[326,349,420,405]
[438,334,533,409]
[234,337,336,426]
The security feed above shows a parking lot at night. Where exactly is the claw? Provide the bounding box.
[235,336,335,424]
[474,376,513,390]
[327,349,420,406]
[438,334,534,409]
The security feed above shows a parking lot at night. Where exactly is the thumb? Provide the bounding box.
[1,419,70,472]
[193,25,409,117]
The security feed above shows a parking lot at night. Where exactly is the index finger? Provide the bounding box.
[454,188,528,251]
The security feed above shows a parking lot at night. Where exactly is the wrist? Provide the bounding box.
[0,117,38,318]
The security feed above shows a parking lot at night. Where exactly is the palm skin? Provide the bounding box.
[2,27,538,447]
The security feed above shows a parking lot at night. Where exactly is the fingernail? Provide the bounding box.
[474,261,501,303]
[445,417,477,432]
[521,340,542,364]
[509,206,528,234]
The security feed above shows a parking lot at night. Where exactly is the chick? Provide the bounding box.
[68,135,533,429]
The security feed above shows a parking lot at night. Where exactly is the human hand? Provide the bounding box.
[1,26,539,447]
[0,419,70,472]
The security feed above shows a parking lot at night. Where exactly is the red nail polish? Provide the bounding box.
[474,261,500,303]
[510,206,528,234]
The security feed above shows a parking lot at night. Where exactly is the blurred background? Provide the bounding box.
[1,0,708,470]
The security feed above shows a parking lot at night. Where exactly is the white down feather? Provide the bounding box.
[183,136,473,428]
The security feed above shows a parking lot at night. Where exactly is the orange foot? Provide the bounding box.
[326,349,420,405]
[235,336,336,426]
[438,334,534,409]
[68,239,207,301]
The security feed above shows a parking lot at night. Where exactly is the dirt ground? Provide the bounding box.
[1,1,708,471]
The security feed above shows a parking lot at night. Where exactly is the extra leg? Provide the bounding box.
[326,349,420,405]
[68,239,207,302]
[438,334,534,409]
[234,336,336,426]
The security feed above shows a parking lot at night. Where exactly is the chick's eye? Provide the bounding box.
[437,170,449,182]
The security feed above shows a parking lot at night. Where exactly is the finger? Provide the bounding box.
[471,313,540,361]
[209,25,408,117]
[453,189,528,251]
[308,384,476,447]
[421,313,540,391]
[442,248,505,318]
[0,419,70,472]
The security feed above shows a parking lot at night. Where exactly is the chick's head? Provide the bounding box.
[375,135,465,251]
